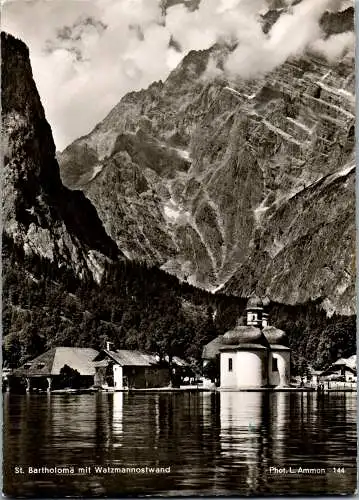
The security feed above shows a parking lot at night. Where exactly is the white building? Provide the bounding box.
[321,355,357,383]
[93,348,171,390]
[203,296,291,389]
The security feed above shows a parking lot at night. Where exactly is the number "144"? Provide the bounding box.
[333,467,345,474]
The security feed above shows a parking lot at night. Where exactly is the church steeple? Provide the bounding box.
[261,296,270,327]
[246,295,264,327]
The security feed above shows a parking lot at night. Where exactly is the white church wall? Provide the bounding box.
[220,352,238,388]
[220,350,265,388]
[236,351,265,387]
[269,350,290,387]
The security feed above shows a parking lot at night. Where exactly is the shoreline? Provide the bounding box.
[6,386,356,395]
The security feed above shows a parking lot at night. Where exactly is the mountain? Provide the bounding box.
[58,7,355,315]
[2,32,122,282]
[1,31,244,370]
[2,29,355,374]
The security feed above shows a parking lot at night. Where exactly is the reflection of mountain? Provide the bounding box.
[218,391,357,495]
[3,393,357,497]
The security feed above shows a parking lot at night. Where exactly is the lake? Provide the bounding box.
[3,391,357,497]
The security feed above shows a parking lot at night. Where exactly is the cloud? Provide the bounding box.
[3,0,172,149]
[44,16,108,62]
[309,31,355,63]
[2,0,353,150]
[223,0,341,78]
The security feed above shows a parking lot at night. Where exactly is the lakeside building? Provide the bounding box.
[10,347,98,392]
[93,346,170,389]
[320,355,357,383]
[300,356,357,389]
[202,296,291,389]
[7,343,189,392]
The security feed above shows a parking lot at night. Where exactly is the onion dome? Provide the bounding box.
[262,296,270,308]
[262,325,288,346]
[246,295,263,309]
[222,326,267,346]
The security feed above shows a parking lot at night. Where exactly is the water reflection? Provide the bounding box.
[3,391,357,497]
[218,391,357,495]
[112,392,123,436]
[220,392,269,493]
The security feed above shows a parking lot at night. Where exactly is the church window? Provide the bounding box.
[228,358,233,372]
[272,358,278,372]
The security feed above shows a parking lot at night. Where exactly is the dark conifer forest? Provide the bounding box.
[3,233,356,375]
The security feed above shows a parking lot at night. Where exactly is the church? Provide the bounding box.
[202,296,291,389]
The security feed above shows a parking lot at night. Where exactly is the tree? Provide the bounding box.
[58,365,82,389]
[3,334,22,368]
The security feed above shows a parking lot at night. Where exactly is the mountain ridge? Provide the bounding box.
[59,18,355,314]
[1,29,356,375]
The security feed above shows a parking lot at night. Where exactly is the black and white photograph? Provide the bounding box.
[1,0,356,497]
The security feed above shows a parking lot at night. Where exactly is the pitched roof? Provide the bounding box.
[13,347,99,377]
[94,359,110,368]
[333,354,356,370]
[202,335,224,359]
[163,355,189,366]
[104,349,158,366]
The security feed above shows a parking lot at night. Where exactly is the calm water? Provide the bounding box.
[3,391,357,497]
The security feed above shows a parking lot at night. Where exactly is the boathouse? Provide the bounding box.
[10,347,99,392]
[321,355,357,383]
[202,296,291,389]
[93,346,171,389]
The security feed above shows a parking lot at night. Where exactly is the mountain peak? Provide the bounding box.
[2,31,122,282]
[57,7,355,313]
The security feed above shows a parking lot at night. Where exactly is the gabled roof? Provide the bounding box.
[163,355,189,367]
[98,349,158,367]
[94,359,110,368]
[321,355,357,376]
[333,355,356,370]
[202,335,224,360]
[13,347,99,377]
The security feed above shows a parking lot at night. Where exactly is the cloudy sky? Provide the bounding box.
[3,0,353,150]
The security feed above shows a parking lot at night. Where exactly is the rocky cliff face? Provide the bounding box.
[58,7,355,314]
[2,32,121,281]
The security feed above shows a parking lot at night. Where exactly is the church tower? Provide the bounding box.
[246,295,264,327]
[261,296,270,327]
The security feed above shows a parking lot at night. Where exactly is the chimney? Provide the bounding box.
[106,341,113,351]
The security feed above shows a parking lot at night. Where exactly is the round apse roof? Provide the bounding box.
[222,326,267,346]
[262,325,288,346]
[246,295,263,309]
